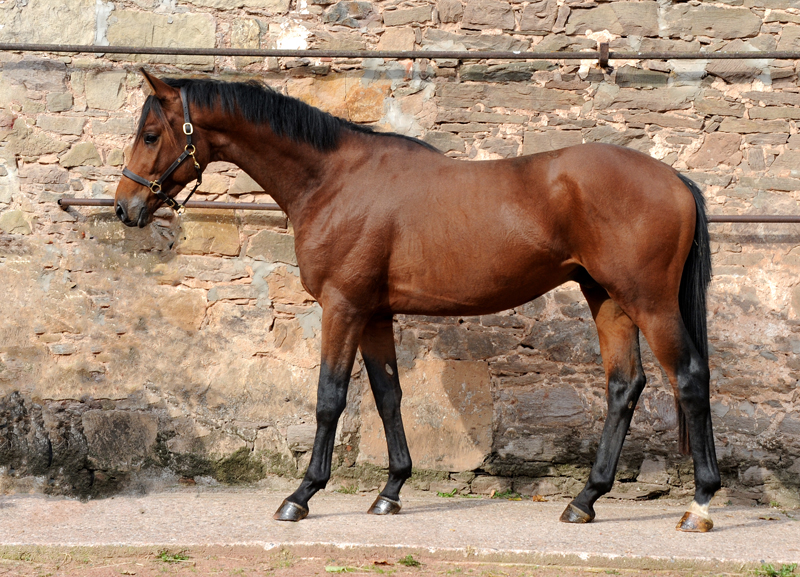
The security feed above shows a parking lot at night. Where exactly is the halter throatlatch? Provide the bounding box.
[122,86,203,215]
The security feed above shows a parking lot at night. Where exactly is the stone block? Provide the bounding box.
[178,213,241,256]
[288,76,349,120]
[158,287,207,332]
[423,132,465,153]
[438,0,464,23]
[59,142,102,168]
[520,0,557,33]
[91,117,136,135]
[0,211,32,235]
[686,133,742,170]
[0,0,94,44]
[423,28,530,53]
[231,19,262,68]
[694,97,745,117]
[85,71,127,111]
[719,118,790,134]
[358,359,492,471]
[345,83,389,123]
[610,86,699,112]
[36,115,85,136]
[485,85,583,111]
[46,93,74,113]
[229,171,264,196]
[287,423,317,452]
[522,130,582,155]
[768,150,800,178]
[749,107,800,121]
[462,0,515,30]
[4,118,69,158]
[187,0,289,10]
[323,1,373,26]
[207,285,259,302]
[82,410,158,471]
[664,5,762,39]
[383,5,432,26]
[777,25,800,51]
[566,2,659,37]
[471,475,513,494]
[246,229,297,265]
[377,28,416,51]
[107,11,216,68]
[480,137,519,158]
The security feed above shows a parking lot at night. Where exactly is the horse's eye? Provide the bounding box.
[143,134,159,145]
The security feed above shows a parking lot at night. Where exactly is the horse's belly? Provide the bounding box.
[387,256,574,316]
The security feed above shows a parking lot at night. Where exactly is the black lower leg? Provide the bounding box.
[678,356,721,507]
[286,362,350,509]
[360,317,412,508]
[568,369,646,519]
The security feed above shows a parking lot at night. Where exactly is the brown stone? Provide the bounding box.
[383,5,432,26]
[522,130,583,155]
[59,142,102,168]
[157,287,207,332]
[686,133,742,170]
[246,229,298,265]
[462,0,515,30]
[438,0,464,23]
[229,171,264,195]
[177,212,241,256]
[358,360,492,471]
[377,28,416,52]
[520,0,558,33]
[566,2,659,37]
[719,118,790,134]
[346,83,390,123]
[287,76,349,120]
[84,71,127,111]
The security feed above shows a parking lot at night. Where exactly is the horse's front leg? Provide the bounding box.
[274,302,367,522]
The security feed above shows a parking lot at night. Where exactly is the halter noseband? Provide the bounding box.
[122,86,203,215]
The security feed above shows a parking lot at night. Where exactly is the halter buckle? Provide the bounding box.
[150,181,162,194]
[183,123,194,135]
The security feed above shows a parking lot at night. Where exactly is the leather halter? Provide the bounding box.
[122,86,203,215]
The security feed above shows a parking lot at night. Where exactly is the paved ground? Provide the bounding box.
[0,488,797,575]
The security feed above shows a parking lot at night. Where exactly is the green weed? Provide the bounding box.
[398,555,422,568]
[157,550,190,563]
[756,563,798,577]
[437,488,458,498]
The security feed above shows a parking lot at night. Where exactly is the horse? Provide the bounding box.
[115,69,720,532]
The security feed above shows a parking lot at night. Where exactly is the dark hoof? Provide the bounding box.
[367,495,402,515]
[559,502,595,524]
[676,511,713,532]
[273,499,309,522]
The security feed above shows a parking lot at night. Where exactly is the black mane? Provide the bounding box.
[140,77,439,154]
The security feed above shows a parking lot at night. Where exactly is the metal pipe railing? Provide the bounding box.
[3,42,800,63]
[56,198,800,223]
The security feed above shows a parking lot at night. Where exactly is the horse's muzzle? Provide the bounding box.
[115,199,149,228]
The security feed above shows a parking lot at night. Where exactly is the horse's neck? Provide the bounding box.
[212,122,328,222]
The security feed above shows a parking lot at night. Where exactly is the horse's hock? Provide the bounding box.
[1,0,800,508]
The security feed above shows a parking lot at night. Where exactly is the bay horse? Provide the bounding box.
[115,70,720,532]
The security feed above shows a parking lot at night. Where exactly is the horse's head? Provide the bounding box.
[115,69,208,227]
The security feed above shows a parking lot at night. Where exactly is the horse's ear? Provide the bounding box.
[140,68,178,101]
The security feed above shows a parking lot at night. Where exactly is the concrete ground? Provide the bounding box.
[0,487,797,574]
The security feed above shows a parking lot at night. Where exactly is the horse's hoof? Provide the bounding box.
[273,499,309,522]
[367,495,402,515]
[559,502,595,524]
[676,511,713,532]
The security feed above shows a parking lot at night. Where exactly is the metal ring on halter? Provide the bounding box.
[185,144,196,155]
[150,182,162,193]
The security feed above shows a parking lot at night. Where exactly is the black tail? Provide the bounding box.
[675,173,712,455]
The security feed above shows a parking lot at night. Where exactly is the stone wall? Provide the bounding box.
[1,0,799,507]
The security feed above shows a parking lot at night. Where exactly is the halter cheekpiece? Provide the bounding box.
[122,86,203,215]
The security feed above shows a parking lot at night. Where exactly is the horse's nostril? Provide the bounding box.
[115,203,127,222]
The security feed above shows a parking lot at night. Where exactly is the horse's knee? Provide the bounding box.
[607,370,646,410]
[676,358,710,409]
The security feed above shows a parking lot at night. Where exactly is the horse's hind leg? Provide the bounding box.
[561,284,646,524]
[359,315,412,515]
[634,310,720,532]
[274,302,367,522]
